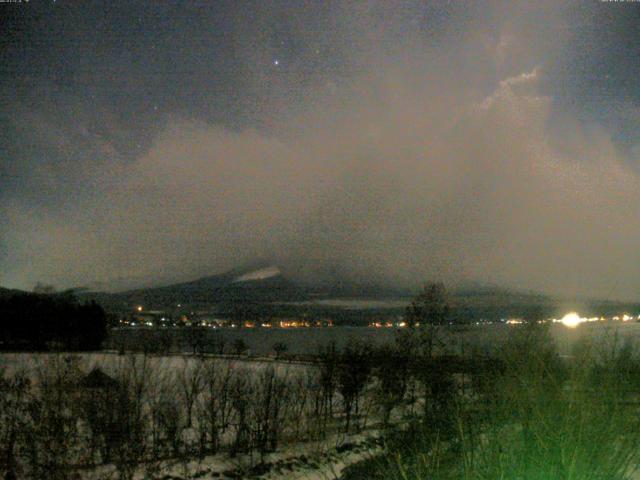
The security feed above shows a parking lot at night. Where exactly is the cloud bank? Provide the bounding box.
[3,1,639,299]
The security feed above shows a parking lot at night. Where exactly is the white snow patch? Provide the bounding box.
[233,266,281,283]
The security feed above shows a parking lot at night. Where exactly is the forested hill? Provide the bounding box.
[0,288,107,351]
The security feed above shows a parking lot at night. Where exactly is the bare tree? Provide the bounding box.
[0,369,31,479]
[286,372,312,441]
[211,335,226,355]
[27,355,84,480]
[196,360,234,454]
[158,328,174,354]
[229,370,252,456]
[185,327,208,355]
[147,368,174,459]
[177,357,205,428]
[318,342,338,436]
[108,355,151,480]
[251,366,289,462]
[153,388,182,457]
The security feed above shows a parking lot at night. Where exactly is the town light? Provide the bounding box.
[560,312,583,328]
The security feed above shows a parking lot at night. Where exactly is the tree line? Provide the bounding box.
[0,292,107,351]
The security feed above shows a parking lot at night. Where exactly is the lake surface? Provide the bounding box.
[108,321,640,356]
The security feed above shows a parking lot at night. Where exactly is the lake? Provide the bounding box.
[107,321,640,357]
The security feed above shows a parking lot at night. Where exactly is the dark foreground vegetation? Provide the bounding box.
[343,323,640,480]
[0,347,382,479]
[0,291,107,351]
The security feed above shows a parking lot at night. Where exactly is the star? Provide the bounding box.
[273,59,280,66]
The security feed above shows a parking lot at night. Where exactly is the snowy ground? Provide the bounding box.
[0,351,312,383]
[80,427,382,480]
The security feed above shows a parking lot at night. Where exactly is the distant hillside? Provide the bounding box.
[75,267,640,323]
[81,265,307,308]
[448,287,640,323]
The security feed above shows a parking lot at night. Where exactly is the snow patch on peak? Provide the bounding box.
[233,266,281,283]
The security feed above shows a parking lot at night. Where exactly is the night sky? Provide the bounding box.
[1,1,639,299]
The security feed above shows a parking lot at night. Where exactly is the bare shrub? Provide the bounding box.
[373,345,410,428]
[272,342,288,359]
[232,339,248,357]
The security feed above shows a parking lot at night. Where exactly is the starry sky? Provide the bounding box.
[1,0,639,299]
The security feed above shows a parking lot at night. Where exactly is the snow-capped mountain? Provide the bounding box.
[87,264,304,306]
[233,266,281,283]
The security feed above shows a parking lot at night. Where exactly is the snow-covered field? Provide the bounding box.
[0,352,309,382]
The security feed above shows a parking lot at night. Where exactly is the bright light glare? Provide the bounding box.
[560,312,583,328]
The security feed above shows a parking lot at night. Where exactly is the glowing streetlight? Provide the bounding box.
[560,312,583,328]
